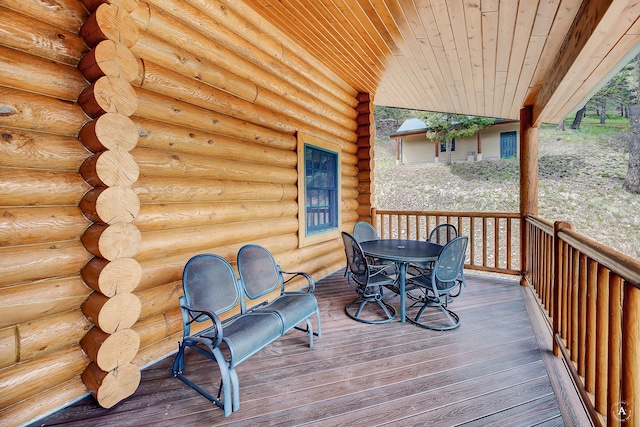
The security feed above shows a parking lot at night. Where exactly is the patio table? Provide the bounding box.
[360,239,443,323]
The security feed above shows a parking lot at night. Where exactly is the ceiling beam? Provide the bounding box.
[531,0,614,126]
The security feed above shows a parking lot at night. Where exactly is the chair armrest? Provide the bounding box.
[181,303,224,349]
[281,270,315,293]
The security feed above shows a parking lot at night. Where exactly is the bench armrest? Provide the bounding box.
[281,270,315,293]
[180,302,224,350]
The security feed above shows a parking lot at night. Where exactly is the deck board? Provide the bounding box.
[31,271,589,426]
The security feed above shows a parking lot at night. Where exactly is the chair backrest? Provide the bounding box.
[433,236,468,286]
[353,221,379,243]
[341,232,369,285]
[428,223,458,245]
[237,244,282,305]
[182,254,242,317]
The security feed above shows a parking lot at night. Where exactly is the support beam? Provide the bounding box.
[520,106,539,285]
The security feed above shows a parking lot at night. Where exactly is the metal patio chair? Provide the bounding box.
[353,221,380,242]
[341,231,397,324]
[237,244,321,345]
[172,254,283,416]
[406,236,468,330]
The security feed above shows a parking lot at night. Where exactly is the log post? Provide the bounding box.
[355,92,374,222]
[520,106,539,286]
[78,0,143,408]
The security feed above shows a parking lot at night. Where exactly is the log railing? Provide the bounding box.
[370,209,639,425]
[525,215,640,427]
[371,208,521,276]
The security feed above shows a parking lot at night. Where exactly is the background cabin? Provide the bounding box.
[389,118,520,164]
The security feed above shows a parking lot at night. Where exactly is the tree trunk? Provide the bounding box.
[624,104,640,194]
[446,139,452,164]
[599,99,606,124]
[571,105,586,129]
[556,119,565,131]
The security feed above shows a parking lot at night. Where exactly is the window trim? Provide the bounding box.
[297,133,341,248]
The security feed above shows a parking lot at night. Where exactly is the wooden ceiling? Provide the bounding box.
[242,0,640,125]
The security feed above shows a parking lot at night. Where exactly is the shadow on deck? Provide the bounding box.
[31,271,592,426]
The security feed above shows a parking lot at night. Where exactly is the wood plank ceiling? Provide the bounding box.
[241,0,640,125]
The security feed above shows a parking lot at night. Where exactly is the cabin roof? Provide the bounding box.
[244,0,640,126]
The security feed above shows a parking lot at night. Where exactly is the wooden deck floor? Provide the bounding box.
[31,271,592,426]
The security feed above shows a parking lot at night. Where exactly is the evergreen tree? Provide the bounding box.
[421,113,494,164]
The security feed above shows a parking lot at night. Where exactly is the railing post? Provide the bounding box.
[553,221,573,356]
[520,106,539,287]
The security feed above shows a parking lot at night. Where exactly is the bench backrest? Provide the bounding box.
[237,244,283,309]
[182,254,243,321]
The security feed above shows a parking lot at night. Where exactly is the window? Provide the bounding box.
[440,139,456,152]
[297,133,340,247]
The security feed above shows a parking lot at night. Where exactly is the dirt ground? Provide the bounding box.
[374,124,640,260]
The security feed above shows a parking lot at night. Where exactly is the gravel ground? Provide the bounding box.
[374,122,640,260]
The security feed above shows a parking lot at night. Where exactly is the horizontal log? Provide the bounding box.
[79,39,139,83]
[0,45,87,102]
[80,149,139,187]
[79,113,139,152]
[133,87,293,150]
[131,32,357,141]
[131,2,356,125]
[130,31,258,102]
[0,242,90,288]
[135,217,299,262]
[136,280,182,320]
[82,257,142,296]
[0,169,90,207]
[0,206,89,247]
[134,233,299,292]
[342,198,359,212]
[81,327,140,371]
[18,310,91,361]
[132,146,296,184]
[78,76,138,118]
[0,346,88,410]
[131,333,179,368]
[132,176,297,204]
[82,361,140,408]
[82,291,141,334]
[0,327,17,369]
[0,127,88,170]
[342,210,359,224]
[0,277,90,328]
[0,6,88,66]
[0,87,88,137]
[342,175,359,189]
[186,0,357,106]
[80,186,140,224]
[136,57,356,141]
[133,200,297,232]
[1,0,88,33]
[0,379,88,427]
[132,116,296,166]
[137,59,298,133]
[133,307,182,349]
[80,3,139,49]
[81,222,142,260]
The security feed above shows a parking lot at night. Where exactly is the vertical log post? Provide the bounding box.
[553,221,573,356]
[77,0,142,409]
[355,92,374,223]
[520,106,539,286]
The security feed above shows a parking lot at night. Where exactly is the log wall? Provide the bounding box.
[0,0,362,425]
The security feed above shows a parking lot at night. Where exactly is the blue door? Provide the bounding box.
[500,131,517,158]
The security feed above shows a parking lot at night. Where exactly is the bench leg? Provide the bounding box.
[212,347,234,416]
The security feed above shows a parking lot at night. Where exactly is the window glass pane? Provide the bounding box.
[304,144,338,234]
